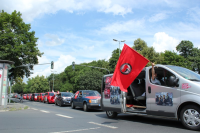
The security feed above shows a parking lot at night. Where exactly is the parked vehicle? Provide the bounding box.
[26,94,30,100]
[101,65,200,131]
[37,93,45,102]
[29,94,32,100]
[55,92,74,107]
[23,94,27,99]
[14,93,18,98]
[43,92,55,104]
[71,90,101,111]
[31,93,38,101]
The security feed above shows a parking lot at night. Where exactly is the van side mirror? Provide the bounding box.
[168,76,179,87]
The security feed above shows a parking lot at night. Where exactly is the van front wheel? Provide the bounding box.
[106,111,117,118]
[180,105,200,131]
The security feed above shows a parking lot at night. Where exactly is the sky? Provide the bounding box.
[0,0,200,83]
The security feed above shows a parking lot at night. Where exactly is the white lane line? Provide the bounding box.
[50,127,100,133]
[40,110,50,113]
[31,108,38,110]
[88,122,118,129]
[56,114,73,118]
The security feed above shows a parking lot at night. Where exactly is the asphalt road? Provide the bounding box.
[0,98,199,133]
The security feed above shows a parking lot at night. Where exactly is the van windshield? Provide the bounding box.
[167,65,200,81]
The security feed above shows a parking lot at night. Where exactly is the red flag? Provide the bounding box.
[111,44,149,92]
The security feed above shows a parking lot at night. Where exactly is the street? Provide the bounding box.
[0,98,198,133]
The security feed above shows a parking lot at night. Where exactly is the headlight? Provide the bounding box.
[89,99,97,103]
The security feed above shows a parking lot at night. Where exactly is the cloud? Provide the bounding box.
[99,19,145,34]
[44,34,65,46]
[149,13,168,22]
[152,32,179,53]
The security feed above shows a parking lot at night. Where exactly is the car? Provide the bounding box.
[71,90,101,111]
[31,93,38,101]
[23,94,27,99]
[14,93,18,98]
[55,92,74,107]
[43,92,55,104]
[29,94,32,100]
[26,94,30,100]
[37,93,45,102]
[17,94,21,99]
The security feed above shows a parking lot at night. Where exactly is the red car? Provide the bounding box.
[31,93,38,101]
[37,93,45,102]
[26,94,30,100]
[43,92,55,104]
[23,94,27,99]
[29,94,32,100]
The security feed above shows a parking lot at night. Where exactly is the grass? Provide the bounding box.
[9,107,17,111]
[24,106,28,110]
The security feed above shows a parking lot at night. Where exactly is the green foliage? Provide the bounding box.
[176,40,193,58]
[132,38,164,66]
[161,51,192,69]
[12,82,26,93]
[78,70,103,92]
[0,10,43,79]
[109,48,120,73]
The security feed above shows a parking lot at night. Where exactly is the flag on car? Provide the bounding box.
[111,44,149,92]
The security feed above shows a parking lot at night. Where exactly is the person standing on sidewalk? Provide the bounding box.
[19,93,23,103]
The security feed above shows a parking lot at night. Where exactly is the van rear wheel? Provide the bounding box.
[180,105,200,131]
[106,111,117,118]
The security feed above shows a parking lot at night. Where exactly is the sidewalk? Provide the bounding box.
[0,100,29,112]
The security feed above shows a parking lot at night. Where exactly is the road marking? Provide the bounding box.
[56,114,73,118]
[88,122,118,129]
[50,127,100,133]
[31,108,38,110]
[40,110,50,113]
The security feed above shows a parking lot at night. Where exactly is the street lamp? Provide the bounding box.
[113,39,125,57]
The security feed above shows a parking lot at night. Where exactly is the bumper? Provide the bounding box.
[48,99,55,103]
[87,103,101,109]
[61,100,71,105]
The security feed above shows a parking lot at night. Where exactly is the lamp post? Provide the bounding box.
[113,39,125,57]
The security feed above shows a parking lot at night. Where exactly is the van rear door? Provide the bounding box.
[101,74,122,113]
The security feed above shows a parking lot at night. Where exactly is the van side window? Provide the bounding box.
[149,68,176,87]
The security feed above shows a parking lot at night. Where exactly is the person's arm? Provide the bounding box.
[151,63,155,80]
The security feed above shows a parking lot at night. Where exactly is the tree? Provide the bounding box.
[78,70,103,92]
[0,10,43,79]
[189,48,200,73]
[109,48,120,73]
[132,38,164,66]
[161,51,192,69]
[133,38,148,51]
[176,40,193,58]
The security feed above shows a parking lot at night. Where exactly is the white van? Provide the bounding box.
[101,65,200,130]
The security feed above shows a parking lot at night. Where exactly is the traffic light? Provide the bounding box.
[8,67,14,79]
[72,61,75,70]
[51,61,54,69]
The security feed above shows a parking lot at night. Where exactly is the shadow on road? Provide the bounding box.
[95,113,187,130]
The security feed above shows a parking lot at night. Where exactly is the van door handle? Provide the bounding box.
[148,86,151,93]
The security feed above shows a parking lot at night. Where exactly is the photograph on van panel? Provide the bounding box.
[110,86,120,105]
[155,92,173,106]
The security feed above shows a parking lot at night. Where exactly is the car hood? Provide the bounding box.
[85,96,101,99]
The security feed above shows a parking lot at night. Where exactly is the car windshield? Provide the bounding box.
[49,93,54,96]
[34,94,38,96]
[42,94,45,96]
[82,91,100,97]
[167,65,200,81]
[61,93,73,97]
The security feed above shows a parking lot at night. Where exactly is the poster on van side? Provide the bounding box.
[104,76,112,99]
[155,92,173,106]
[110,86,120,105]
